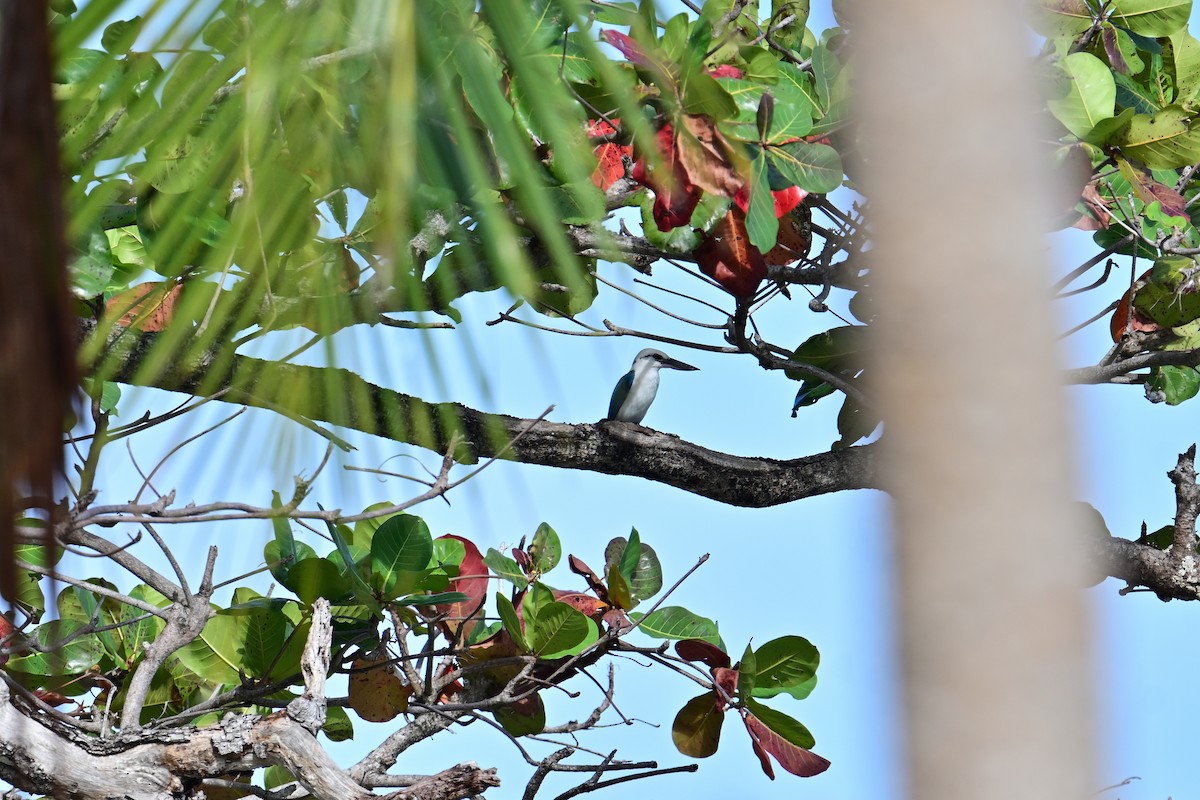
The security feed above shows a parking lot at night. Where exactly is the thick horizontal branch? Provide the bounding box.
[1092,536,1200,600]
[90,323,881,507]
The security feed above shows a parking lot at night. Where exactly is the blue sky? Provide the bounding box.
[21,2,1200,800]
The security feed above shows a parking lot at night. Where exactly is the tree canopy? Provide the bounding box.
[5,0,1200,798]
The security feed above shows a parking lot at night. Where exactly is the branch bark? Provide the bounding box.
[88,322,882,507]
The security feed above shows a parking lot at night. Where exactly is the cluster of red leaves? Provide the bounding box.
[591,119,806,296]
[632,124,704,230]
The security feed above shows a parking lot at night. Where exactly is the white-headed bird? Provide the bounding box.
[606,348,698,424]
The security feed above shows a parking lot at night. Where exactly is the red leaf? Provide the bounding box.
[742,712,831,777]
[733,185,807,219]
[712,666,739,710]
[588,118,631,191]
[433,535,488,640]
[631,124,701,231]
[675,639,731,669]
[106,281,182,332]
[708,64,743,78]
[695,206,767,297]
[602,30,652,67]
[512,548,531,569]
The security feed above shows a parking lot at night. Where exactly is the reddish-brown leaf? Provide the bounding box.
[1145,180,1187,219]
[602,606,633,633]
[1079,182,1111,229]
[105,281,182,332]
[348,656,410,723]
[675,639,731,669]
[553,590,610,619]
[33,689,71,707]
[677,114,745,198]
[712,666,739,710]
[765,203,812,265]
[742,712,831,777]
[1110,269,1161,341]
[631,124,702,231]
[433,534,488,641]
[588,119,631,191]
[695,206,767,297]
[749,734,776,780]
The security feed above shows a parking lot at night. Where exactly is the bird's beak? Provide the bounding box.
[661,356,699,371]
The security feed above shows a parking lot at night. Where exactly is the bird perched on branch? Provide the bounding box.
[606,349,698,424]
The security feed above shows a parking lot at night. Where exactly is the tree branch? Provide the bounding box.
[90,323,882,507]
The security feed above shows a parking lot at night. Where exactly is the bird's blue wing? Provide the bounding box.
[607,370,634,420]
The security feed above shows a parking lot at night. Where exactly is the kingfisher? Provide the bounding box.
[606,348,699,424]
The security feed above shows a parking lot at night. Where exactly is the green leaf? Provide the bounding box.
[1029,0,1096,37]
[619,528,642,582]
[606,561,634,610]
[496,592,529,651]
[55,48,107,84]
[322,704,354,742]
[1117,106,1200,169]
[370,514,434,598]
[681,71,739,119]
[70,230,116,298]
[737,641,757,701]
[744,698,816,749]
[1170,30,1200,107]
[396,591,470,607]
[101,16,143,55]
[751,635,820,699]
[322,516,380,612]
[746,153,779,251]
[1047,52,1116,139]
[630,606,720,644]
[1132,256,1200,326]
[1109,0,1191,37]
[528,522,562,574]
[352,502,401,552]
[1148,365,1200,404]
[604,534,664,600]
[767,140,842,193]
[672,691,725,757]
[7,620,104,676]
[173,610,247,686]
[282,558,352,605]
[786,325,868,380]
[485,548,529,590]
[494,695,546,735]
[528,602,599,658]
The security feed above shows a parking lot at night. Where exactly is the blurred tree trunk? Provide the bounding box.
[858,3,1097,798]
